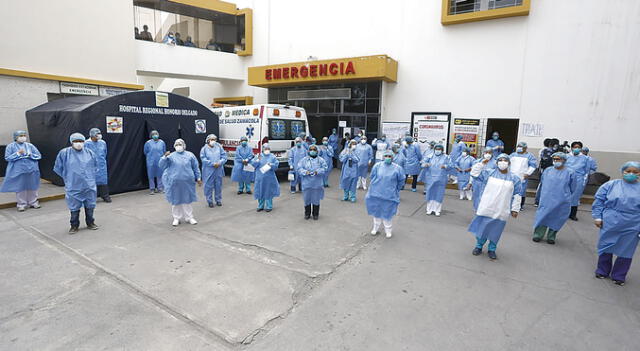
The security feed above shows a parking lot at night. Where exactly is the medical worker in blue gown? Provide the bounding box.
[485,131,505,159]
[509,142,537,210]
[200,134,227,208]
[355,135,373,190]
[339,140,360,202]
[532,153,577,244]
[85,128,111,203]
[454,147,475,201]
[144,130,166,194]
[288,137,307,193]
[469,154,522,260]
[54,133,99,234]
[297,144,328,220]
[403,136,423,192]
[366,150,406,239]
[417,141,435,194]
[565,141,591,221]
[231,136,255,195]
[392,143,406,190]
[328,128,339,167]
[472,147,497,210]
[592,161,640,286]
[319,136,334,187]
[159,139,202,226]
[1,130,41,211]
[251,143,280,212]
[449,134,466,183]
[421,144,451,217]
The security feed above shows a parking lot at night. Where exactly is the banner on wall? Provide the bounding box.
[411,112,451,153]
[452,118,480,156]
[381,122,411,143]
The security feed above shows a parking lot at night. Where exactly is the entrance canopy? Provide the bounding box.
[26,91,218,194]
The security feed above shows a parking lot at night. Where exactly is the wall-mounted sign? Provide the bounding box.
[60,82,99,96]
[155,92,169,107]
[521,123,544,137]
[411,112,451,153]
[106,116,123,133]
[381,122,411,143]
[195,119,206,134]
[100,86,132,97]
[453,118,480,156]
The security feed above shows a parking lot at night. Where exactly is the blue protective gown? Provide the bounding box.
[1,142,41,192]
[450,141,466,164]
[231,145,255,184]
[417,148,434,183]
[328,134,339,157]
[422,153,451,203]
[200,144,227,204]
[486,139,505,158]
[53,147,98,211]
[251,153,280,201]
[159,151,201,206]
[586,155,598,175]
[403,143,423,176]
[288,145,308,187]
[393,152,406,174]
[592,179,640,258]
[455,155,475,191]
[565,154,591,206]
[84,139,108,185]
[472,158,497,210]
[533,167,577,231]
[319,145,334,183]
[144,139,166,182]
[339,150,360,193]
[297,156,328,205]
[468,166,522,244]
[365,162,406,220]
[355,143,373,178]
[509,152,537,196]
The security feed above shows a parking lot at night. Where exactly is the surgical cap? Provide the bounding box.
[89,128,101,137]
[150,130,159,138]
[551,152,568,160]
[13,130,27,141]
[517,141,527,148]
[262,143,271,150]
[322,137,328,141]
[295,137,302,142]
[240,136,248,142]
[383,150,394,157]
[582,147,590,153]
[621,161,640,172]
[405,136,413,143]
[434,144,444,150]
[69,132,85,143]
[455,135,463,141]
[483,147,493,153]
[174,138,185,147]
[497,153,510,162]
[206,134,217,141]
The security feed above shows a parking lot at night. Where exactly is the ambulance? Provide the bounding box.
[211,104,310,171]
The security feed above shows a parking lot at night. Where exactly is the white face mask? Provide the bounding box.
[361,140,366,144]
[497,161,509,170]
[434,150,443,156]
[462,152,468,157]
[72,142,84,150]
[209,140,216,146]
[17,136,27,143]
[351,145,357,150]
[96,134,102,140]
[483,153,492,160]
[175,145,185,153]
[264,150,271,155]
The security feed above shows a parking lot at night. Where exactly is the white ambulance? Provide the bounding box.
[211,104,310,171]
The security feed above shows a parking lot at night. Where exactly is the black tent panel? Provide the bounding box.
[26,91,218,194]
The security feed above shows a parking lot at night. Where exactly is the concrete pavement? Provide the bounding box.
[1,170,638,350]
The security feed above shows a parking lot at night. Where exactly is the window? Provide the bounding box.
[442,0,530,25]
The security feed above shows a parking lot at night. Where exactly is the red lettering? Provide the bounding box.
[300,66,309,78]
[265,69,272,80]
[329,63,338,75]
[319,64,328,76]
[340,62,344,75]
[283,67,289,79]
[345,61,356,75]
[273,68,282,79]
[291,67,299,78]
[310,65,318,77]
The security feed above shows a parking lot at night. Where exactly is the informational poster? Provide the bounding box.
[521,123,544,137]
[452,118,480,156]
[106,116,123,133]
[195,119,207,134]
[410,112,450,152]
[381,122,410,144]
[60,82,99,96]
[343,128,351,138]
[155,92,169,107]
[339,120,347,127]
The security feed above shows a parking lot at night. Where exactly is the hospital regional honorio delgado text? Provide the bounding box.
[118,105,198,116]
